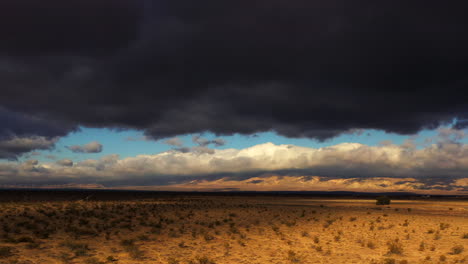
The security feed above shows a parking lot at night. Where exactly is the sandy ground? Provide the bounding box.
[0,196,466,264]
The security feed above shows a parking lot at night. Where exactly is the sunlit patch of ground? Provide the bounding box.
[0,196,466,264]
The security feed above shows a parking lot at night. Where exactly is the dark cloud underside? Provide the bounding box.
[1,0,468,158]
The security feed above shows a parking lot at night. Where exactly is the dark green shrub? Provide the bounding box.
[376,196,391,205]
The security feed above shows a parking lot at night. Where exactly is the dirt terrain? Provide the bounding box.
[0,193,466,264]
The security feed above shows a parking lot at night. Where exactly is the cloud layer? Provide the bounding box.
[1,0,468,159]
[1,141,467,194]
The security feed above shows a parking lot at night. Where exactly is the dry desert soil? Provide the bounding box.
[0,192,466,264]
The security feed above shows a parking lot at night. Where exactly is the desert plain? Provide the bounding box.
[0,191,466,264]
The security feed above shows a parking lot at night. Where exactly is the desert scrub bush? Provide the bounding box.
[26,241,41,249]
[120,239,144,259]
[439,223,450,230]
[314,245,323,252]
[462,233,468,239]
[61,241,90,256]
[450,245,464,255]
[0,246,13,258]
[287,250,301,263]
[376,196,391,205]
[382,258,396,264]
[402,219,409,227]
[106,256,118,262]
[418,241,425,251]
[59,252,74,263]
[190,256,216,264]
[313,236,319,243]
[204,233,215,241]
[386,239,403,255]
[16,236,35,243]
[358,239,368,247]
[439,255,447,262]
[138,234,150,241]
[168,257,179,264]
[367,241,376,249]
[85,257,106,264]
[272,225,280,234]
[237,239,246,247]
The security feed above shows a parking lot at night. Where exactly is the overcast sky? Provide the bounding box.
[1,0,468,193]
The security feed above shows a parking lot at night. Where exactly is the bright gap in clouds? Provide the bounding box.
[17,125,467,164]
[3,124,467,193]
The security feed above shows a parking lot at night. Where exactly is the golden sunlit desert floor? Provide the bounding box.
[0,194,466,264]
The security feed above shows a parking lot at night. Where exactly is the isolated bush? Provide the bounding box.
[313,236,320,243]
[367,241,376,249]
[106,256,118,262]
[168,257,179,264]
[61,241,90,256]
[16,236,34,243]
[0,246,13,258]
[450,245,464,255]
[287,250,301,263]
[383,258,396,264]
[193,256,216,264]
[387,240,403,255]
[376,196,391,205]
[85,257,105,264]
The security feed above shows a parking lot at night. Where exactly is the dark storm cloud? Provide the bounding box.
[1,0,468,150]
[0,0,141,56]
[0,106,75,159]
[0,107,74,139]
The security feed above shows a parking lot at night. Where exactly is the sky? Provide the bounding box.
[1,0,468,194]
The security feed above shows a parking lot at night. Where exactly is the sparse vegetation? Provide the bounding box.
[0,192,464,263]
